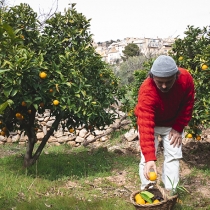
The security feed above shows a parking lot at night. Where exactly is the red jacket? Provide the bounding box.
[134,68,195,162]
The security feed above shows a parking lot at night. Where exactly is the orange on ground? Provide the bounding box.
[201,64,208,70]
[39,72,47,79]
[149,171,157,181]
[53,100,59,106]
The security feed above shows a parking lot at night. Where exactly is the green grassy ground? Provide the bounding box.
[0,133,210,210]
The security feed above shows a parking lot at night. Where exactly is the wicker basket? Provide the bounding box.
[130,184,178,210]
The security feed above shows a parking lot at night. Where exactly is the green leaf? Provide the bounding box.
[140,193,152,204]
[0,100,13,114]
[3,23,15,39]
[3,86,13,97]
[33,104,38,110]
[141,191,154,199]
[0,69,10,73]
[10,89,18,97]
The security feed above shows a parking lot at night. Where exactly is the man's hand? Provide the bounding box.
[144,161,157,180]
[169,128,182,147]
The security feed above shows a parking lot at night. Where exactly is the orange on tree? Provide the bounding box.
[39,102,44,108]
[20,115,24,120]
[20,34,24,39]
[178,56,183,61]
[88,125,93,130]
[186,133,193,138]
[39,72,47,79]
[49,88,53,93]
[0,131,5,136]
[0,4,122,168]
[149,171,157,181]
[69,128,74,133]
[27,109,32,114]
[201,64,208,70]
[53,100,59,106]
[196,135,201,141]
[127,112,132,117]
[21,101,27,106]
[2,127,7,132]
[15,113,22,118]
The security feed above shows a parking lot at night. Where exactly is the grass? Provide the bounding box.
[0,139,138,210]
[0,131,210,210]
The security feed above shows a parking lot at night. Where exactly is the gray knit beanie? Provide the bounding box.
[151,55,178,77]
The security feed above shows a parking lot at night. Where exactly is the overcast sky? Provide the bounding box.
[12,0,210,42]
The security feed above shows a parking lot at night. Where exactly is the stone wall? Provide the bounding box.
[0,109,139,148]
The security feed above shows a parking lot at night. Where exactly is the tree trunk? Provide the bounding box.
[23,111,62,167]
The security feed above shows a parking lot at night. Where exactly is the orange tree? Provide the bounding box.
[127,26,210,140]
[169,25,210,139]
[0,3,123,167]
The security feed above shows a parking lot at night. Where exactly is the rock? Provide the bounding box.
[75,136,84,143]
[100,136,109,142]
[57,136,69,143]
[48,136,57,142]
[79,128,88,138]
[7,137,12,143]
[38,117,45,121]
[94,130,104,135]
[46,120,54,127]
[124,129,138,141]
[37,132,45,140]
[67,141,76,147]
[12,134,20,142]
[54,131,63,138]
[50,142,61,146]
[108,146,126,154]
[43,126,47,135]
[86,134,95,141]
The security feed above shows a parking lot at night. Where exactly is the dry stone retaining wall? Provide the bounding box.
[0,109,139,149]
